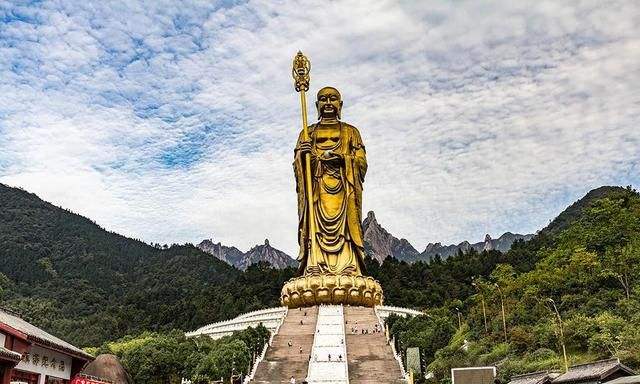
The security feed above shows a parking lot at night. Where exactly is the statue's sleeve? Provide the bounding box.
[352,127,367,182]
[344,124,367,254]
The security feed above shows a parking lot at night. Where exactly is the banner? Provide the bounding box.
[70,376,110,384]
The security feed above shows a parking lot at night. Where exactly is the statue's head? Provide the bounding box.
[316,86,343,120]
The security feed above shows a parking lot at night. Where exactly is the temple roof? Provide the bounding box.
[607,376,640,384]
[0,307,92,360]
[0,345,22,363]
[553,358,635,383]
[508,371,559,384]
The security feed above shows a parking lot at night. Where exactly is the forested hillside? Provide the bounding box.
[0,184,295,347]
[378,186,640,382]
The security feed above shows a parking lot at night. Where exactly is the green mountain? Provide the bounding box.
[0,184,294,347]
[379,185,640,382]
[543,186,630,236]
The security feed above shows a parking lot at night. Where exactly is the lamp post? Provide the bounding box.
[455,307,462,329]
[494,283,507,343]
[472,280,488,333]
[547,298,569,373]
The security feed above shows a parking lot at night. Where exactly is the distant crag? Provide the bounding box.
[420,232,534,262]
[362,210,532,263]
[197,238,297,270]
[196,239,246,267]
[362,211,420,263]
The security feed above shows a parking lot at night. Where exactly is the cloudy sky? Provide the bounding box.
[1,1,638,255]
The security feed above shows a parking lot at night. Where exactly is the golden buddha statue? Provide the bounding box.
[281,74,383,308]
[294,86,367,276]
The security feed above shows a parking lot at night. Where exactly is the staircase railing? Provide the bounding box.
[374,306,409,383]
[242,307,288,384]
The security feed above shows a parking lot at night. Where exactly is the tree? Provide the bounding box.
[193,339,250,383]
[603,238,640,299]
[119,332,191,384]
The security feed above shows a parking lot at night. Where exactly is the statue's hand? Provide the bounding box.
[322,150,343,161]
[298,140,312,155]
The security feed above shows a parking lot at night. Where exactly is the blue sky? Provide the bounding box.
[1,0,638,255]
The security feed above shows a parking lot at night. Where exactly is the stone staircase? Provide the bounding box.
[251,306,318,383]
[344,306,405,384]
[306,305,349,384]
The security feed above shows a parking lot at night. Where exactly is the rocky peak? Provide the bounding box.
[197,238,244,265]
[420,232,533,261]
[423,242,442,253]
[242,240,297,270]
[197,236,297,270]
[366,210,377,222]
[363,211,419,263]
[483,234,495,251]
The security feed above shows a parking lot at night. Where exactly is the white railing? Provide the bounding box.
[236,307,289,320]
[191,307,287,331]
[186,307,288,339]
[375,307,409,383]
[306,305,349,384]
[390,337,408,380]
[242,308,288,384]
[375,305,423,320]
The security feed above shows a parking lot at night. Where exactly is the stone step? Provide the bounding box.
[251,307,318,383]
[344,306,405,384]
[306,305,349,384]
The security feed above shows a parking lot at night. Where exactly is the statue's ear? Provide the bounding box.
[316,101,321,120]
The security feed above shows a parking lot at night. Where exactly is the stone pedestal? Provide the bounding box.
[280,274,384,308]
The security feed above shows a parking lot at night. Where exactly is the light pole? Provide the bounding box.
[455,307,462,329]
[494,283,507,343]
[547,298,569,373]
[472,280,488,333]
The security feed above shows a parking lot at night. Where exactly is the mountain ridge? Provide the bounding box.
[196,210,529,269]
[362,210,533,263]
[197,238,298,270]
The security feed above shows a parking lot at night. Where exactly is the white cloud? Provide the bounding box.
[0,0,639,255]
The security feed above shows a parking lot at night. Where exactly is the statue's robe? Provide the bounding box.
[294,122,367,276]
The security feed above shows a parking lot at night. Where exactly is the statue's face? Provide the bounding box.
[316,87,343,119]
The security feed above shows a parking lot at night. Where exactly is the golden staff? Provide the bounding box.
[292,51,318,270]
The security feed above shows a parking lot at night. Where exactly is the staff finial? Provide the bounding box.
[292,51,311,92]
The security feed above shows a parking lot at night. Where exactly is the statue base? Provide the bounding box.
[280,274,384,308]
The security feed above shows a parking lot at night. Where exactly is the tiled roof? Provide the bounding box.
[553,358,635,383]
[607,376,640,384]
[0,345,22,363]
[508,371,559,384]
[0,308,92,360]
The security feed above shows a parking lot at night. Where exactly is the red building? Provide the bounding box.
[0,307,93,384]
